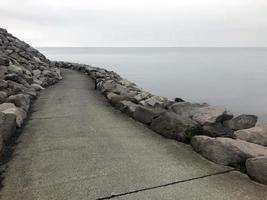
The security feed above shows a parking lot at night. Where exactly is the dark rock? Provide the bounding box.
[174,97,185,102]
[0,66,7,80]
[0,57,9,66]
[150,112,201,142]
[234,125,267,146]
[191,136,267,165]
[0,91,7,103]
[0,112,16,142]
[202,123,234,138]
[133,106,165,125]
[246,157,267,185]
[223,115,258,130]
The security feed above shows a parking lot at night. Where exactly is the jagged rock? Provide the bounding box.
[139,95,169,107]
[202,123,234,138]
[234,125,267,146]
[0,112,16,142]
[133,106,165,125]
[7,94,31,112]
[223,115,258,130]
[150,112,200,142]
[133,91,151,103]
[192,106,233,125]
[117,100,138,117]
[169,102,208,118]
[246,157,267,185]
[191,136,267,165]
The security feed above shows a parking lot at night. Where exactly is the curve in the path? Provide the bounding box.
[0,69,266,200]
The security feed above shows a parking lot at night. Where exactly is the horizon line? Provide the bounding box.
[36,46,267,48]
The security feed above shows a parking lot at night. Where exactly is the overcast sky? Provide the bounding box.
[0,0,267,47]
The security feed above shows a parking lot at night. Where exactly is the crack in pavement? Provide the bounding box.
[96,169,236,200]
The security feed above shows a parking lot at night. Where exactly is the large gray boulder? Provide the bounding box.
[202,123,234,138]
[191,136,267,165]
[7,94,31,112]
[133,106,165,125]
[0,112,16,142]
[223,114,258,130]
[150,112,200,142]
[192,106,233,125]
[234,125,267,146]
[169,102,208,118]
[246,157,267,185]
[0,103,27,127]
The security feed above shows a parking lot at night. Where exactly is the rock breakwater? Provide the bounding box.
[0,28,62,158]
[54,61,267,185]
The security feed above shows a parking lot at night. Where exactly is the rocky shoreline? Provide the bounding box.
[0,28,62,162]
[54,61,267,185]
[0,28,267,185]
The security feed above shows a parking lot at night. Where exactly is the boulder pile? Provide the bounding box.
[55,61,267,185]
[0,28,62,156]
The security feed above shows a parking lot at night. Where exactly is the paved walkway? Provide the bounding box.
[0,69,266,200]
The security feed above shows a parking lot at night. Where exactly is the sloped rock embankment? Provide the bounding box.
[0,28,62,158]
[54,61,267,185]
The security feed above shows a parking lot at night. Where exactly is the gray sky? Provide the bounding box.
[0,0,267,47]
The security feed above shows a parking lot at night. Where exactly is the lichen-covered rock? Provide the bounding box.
[234,125,267,146]
[223,114,258,130]
[246,157,267,185]
[192,106,233,125]
[191,136,267,165]
[150,112,200,142]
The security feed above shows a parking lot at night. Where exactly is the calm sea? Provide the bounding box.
[37,47,267,123]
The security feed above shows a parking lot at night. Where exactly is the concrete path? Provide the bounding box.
[0,69,266,200]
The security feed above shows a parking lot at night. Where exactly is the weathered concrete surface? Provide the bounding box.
[0,70,266,200]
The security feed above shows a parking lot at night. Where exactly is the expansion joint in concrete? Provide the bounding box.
[96,169,236,200]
